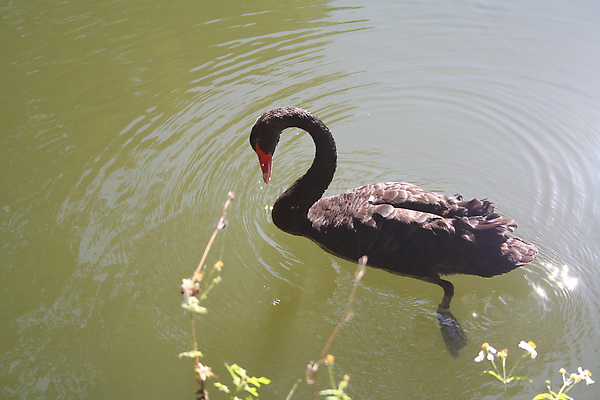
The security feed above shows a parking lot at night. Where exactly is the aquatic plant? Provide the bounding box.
[299,257,366,400]
[533,367,594,400]
[178,191,357,400]
[474,341,536,391]
[316,355,351,400]
[475,341,594,399]
[179,192,270,400]
[214,363,271,400]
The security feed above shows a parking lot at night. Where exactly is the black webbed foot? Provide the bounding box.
[426,277,468,357]
[437,308,467,358]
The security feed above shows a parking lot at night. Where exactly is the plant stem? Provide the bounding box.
[506,352,526,380]
[317,257,367,362]
[193,192,234,279]
[327,364,337,391]
[184,192,234,400]
[307,256,367,400]
[502,356,508,389]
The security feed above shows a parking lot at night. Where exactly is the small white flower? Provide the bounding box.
[474,350,485,363]
[475,343,497,362]
[577,367,595,385]
[518,341,537,359]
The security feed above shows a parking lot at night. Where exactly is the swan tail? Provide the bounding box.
[468,236,538,277]
[439,216,537,277]
[500,237,538,267]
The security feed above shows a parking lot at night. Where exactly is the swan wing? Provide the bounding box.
[353,182,458,216]
[307,187,531,277]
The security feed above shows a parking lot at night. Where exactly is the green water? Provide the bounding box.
[2,0,600,399]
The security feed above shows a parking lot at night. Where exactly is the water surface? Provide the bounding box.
[1,0,599,399]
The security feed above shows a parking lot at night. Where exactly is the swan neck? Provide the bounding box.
[272,114,337,233]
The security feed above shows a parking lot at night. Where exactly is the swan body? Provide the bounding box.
[250,107,537,310]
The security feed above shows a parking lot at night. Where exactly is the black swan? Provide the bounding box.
[250,107,537,354]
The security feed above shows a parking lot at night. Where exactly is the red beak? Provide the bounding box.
[256,147,272,183]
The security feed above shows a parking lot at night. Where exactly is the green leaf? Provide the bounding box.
[214,382,230,393]
[246,377,260,386]
[181,297,208,314]
[257,376,271,385]
[319,389,337,396]
[224,363,237,380]
[483,370,503,381]
[508,376,532,382]
[233,364,248,377]
[178,350,203,358]
[531,394,554,400]
[532,392,572,400]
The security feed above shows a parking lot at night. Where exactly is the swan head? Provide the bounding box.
[250,109,292,183]
[251,136,273,183]
[249,107,327,184]
[250,125,278,183]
